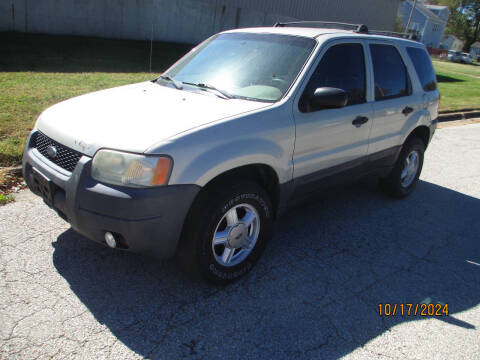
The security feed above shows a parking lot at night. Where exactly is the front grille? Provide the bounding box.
[32,131,83,172]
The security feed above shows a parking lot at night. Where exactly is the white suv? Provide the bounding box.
[23,22,439,284]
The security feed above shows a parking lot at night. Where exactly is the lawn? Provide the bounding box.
[0,33,191,168]
[1,32,480,169]
[0,72,157,166]
[433,60,480,112]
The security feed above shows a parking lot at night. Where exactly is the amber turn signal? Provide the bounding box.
[151,157,172,186]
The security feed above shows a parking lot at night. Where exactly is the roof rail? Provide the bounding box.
[368,30,414,40]
[272,21,419,41]
[274,21,369,34]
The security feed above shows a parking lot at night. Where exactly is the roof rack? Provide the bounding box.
[274,21,368,34]
[273,21,418,41]
[368,30,414,40]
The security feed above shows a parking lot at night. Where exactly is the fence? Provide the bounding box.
[0,0,399,44]
[427,46,448,59]
[0,0,296,44]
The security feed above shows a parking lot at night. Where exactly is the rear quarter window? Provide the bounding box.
[406,47,437,92]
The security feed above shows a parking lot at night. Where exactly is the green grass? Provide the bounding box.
[0,72,155,166]
[0,193,14,205]
[0,32,192,167]
[1,33,480,169]
[433,60,480,112]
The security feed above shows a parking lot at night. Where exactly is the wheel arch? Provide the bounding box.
[195,163,281,217]
[404,125,430,148]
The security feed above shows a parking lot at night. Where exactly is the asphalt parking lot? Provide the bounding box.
[1,124,479,359]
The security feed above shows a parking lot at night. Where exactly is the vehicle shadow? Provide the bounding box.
[436,74,465,83]
[52,179,480,359]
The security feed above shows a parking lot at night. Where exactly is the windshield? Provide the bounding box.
[162,33,316,102]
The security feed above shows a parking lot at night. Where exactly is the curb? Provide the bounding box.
[438,111,480,122]
[437,117,480,129]
[439,107,480,114]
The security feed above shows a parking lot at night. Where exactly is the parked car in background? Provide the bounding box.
[448,50,462,62]
[23,23,439,284]
[461,53,473,64]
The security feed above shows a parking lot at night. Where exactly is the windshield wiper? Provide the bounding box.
[182,82,233,99]
[157,75,183,90]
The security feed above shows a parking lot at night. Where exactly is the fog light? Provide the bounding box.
[105,232,117,248]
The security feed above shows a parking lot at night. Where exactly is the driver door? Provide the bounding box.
[292,40,374,194]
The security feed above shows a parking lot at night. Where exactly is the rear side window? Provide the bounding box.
[370,44,411,101]
[406,47,437,91]
[301,43,366,110]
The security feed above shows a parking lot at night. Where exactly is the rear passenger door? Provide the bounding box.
[406,46,440,122]
[367,42,419,155]
[292,40,374,190]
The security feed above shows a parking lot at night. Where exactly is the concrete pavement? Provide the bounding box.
[1,124,479,359]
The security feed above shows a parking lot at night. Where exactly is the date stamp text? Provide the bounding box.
[378,303,449,317]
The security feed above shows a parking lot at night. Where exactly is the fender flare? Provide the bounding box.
[173,138,287,187]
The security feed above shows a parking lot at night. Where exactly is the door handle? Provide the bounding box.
[352,116,369,127]
[402,106,414,116]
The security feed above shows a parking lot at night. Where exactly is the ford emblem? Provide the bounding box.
[47,145,58,159]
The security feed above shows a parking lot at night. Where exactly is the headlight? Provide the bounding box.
[91,150,172,187]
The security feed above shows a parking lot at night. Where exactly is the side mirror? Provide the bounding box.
[308,87,348,111]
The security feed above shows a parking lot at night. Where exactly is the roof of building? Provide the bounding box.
[471,42,480,48]
[443,34,461,41]
[405,0,447,24]
[425,5,449,11]
[425,4,450,22]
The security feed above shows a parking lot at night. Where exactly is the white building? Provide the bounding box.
[399,0,450,48]
[441,35,464,51]
[471,42,480,59]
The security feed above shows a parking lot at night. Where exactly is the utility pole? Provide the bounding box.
[149,23,153,73]
[406,0,418,33]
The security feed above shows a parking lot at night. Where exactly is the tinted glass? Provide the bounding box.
[164,33,316,102]
[370,44,411,100]
[407,47,437,91]
[301,43,366,111]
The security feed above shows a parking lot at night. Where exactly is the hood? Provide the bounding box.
[36,81,270,156]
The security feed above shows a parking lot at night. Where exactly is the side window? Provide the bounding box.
[300,43,366,112]
[406,47,437,91]
[370,44,412,101]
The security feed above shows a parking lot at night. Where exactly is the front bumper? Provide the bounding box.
[22,132,200,259]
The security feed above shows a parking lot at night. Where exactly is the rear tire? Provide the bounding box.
[177,181,274,285]
[380,137,425,198]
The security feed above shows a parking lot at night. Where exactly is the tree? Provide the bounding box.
[429,0,480,51]
[393,14,405,33]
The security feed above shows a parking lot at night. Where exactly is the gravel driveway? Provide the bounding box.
[1,124,479,359]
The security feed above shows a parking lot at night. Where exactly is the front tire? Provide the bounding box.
[177,181,274,285]
[380,137,425,198]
